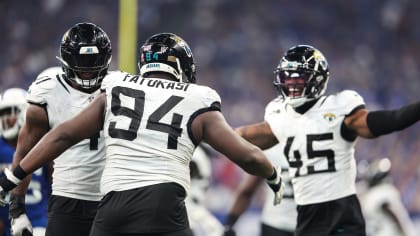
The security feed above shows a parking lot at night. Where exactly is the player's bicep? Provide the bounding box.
[344,108,374,138]
[195,111,254,161]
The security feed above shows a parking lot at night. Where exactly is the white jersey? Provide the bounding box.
[187,145,212,204]
[265,91,365,205]
[100,72,221,195]
[27,67,105,201]
[361,182,417,236]
[260,144,297,231]
[186,146,224,236]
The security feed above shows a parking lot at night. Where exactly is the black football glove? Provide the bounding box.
[265,166,285,205]
[9,195,33,236]
[223,226,236,236]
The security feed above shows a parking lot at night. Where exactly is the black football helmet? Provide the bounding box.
[57,22,112,90]
[138,33,196,83]
[274,45,329,107]
[365,158,391,187]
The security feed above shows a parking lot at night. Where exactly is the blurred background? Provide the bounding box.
[1,0,419,234]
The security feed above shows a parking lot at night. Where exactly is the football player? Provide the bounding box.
[186,145,224,236]
[359,158,417,236]
[223,144,297,236]
[233,45,420,236]
[5,22,112,236]
[0,88,51,236]
[0,33,284,236]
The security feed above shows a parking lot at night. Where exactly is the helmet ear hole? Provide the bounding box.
[58,22,112,90]
[138,33,196,83]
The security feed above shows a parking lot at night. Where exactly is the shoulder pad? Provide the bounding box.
[264,96,294,121]
[335,90,365,112]
[27,71,61,105]
[101,71,130,90]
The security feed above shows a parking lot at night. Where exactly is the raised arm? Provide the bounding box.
[345,101,420,139]
[192,111,274,178]
[18,93,106,174]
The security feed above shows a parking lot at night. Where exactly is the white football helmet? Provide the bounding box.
[0,88,28,140]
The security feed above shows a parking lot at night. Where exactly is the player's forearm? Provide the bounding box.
[10,175,31,196]
[366,101,420,137]
[237,147,274,179]
[229,191,254,218]
[19,131,76,174]
[10,150,33,195]
[382,203,406,235]
[0,133,73,193]
[225,179,263,228]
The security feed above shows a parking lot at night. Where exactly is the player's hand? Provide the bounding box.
[10,213,33,236]
[223,226,236,236]
[265,166,285,205]
[9,195,33,236]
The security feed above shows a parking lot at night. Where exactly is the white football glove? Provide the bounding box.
[11,213,33,236]
[265,166,285,205]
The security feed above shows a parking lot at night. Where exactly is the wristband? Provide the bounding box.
[0,176,17,192]
[13,165,28,180]
[266,167,277,182]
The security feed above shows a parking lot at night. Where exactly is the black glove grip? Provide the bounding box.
[22,229,33,236]
[9,194,26,218]
[223,227,236,236]
[268,183,280,192]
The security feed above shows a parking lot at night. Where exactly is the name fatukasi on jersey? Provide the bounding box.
[122,74,190,91]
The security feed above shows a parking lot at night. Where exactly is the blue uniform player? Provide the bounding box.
[0,88,51,236]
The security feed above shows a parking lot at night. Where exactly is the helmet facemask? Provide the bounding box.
[274,45,329,108]
[57,49,112,90]
[0,107,23,140]
[58,22,112,91]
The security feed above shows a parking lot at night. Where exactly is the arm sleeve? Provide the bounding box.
[366,101,420,137]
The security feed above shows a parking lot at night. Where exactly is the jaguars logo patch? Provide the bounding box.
[323,113,336,122]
